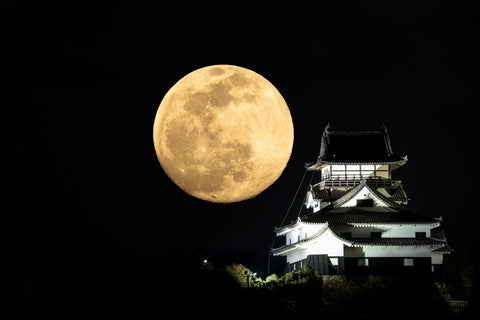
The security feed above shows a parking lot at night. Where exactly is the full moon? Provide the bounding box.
[153,65,294,203]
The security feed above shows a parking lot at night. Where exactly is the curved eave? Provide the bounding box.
[348,222,441,227]
[331,179,407,209]
[306,158,407,171]
[274,218,301,235]
[272,223,330,255]
[432,244,453,254]
[348,238,447,248]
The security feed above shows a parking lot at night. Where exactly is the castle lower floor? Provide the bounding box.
[285,255,444,279]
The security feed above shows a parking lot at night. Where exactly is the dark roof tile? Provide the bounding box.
[306,124,407,169]
[303,206,438,224]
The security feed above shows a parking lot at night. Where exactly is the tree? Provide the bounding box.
[224,263,262,288]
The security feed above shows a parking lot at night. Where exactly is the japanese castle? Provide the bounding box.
[272,124,451,276]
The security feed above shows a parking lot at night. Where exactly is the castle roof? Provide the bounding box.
[330,179,405,209]
[302,206,439,225]
[271,221,446,255]
[306,124,407,170]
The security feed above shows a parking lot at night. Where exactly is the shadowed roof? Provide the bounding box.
[302,206,438,225]
[307,124,407,169]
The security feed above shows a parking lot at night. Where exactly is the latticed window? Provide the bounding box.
[403,258,414,266]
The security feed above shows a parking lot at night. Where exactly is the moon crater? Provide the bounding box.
[154,65,293,203]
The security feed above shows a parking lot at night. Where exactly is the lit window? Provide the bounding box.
[403,258,414,266]
[358,258,369,266]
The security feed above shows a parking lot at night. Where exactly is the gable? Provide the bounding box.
[337,185,389,208]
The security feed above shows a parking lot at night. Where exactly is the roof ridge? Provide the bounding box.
[332,180,367,207]
[302,206,439,225]
[363,181,405,209]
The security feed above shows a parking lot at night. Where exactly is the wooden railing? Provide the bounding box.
[315,177,402,188]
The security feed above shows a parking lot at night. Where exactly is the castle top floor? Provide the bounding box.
[306,124,408,172]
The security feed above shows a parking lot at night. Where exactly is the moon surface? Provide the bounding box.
[153,65,294,203]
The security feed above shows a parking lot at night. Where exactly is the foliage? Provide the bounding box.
[224,263,262,288]
[322,275,448,320]
[224,263,249,288]
[279,264,322,285]
[221,264,450,319]
[265,273,280,284]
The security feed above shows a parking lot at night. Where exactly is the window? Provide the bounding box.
[370,232,382,238]
[415,232,426,239]
[298,235,301,242]
[403,258,414,266]
[357,199,374,207]
[357,258,369,267]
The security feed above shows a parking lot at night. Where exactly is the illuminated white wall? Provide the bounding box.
[284,223,324,245]
[363,245,431,258]
[286,249,307,263]
[305,231,345,257]
[340,185,388,207]
[305,191,321,213]
[330,224,432,238]
[381,224,431,238]
[431,253,444,264]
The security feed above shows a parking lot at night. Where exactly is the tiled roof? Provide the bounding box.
[272,222,446,255]
[311,187,348,201]
[303,206,438,225]
[432,245,453,254]
[331,179,405,209]
[306,124,407,169]
[343,237,446,247]
[389,188,408,202]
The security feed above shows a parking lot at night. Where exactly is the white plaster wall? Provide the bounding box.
[332,225,387,238]
[340,186,388,207]
[306,231,345,257]
[285,223,324,245]
[381,225,431,238]
[431,253,444,264]
[363,246,431,258]
[286,249,307,263]
[305,191,315,209]
[302,223,324,239]
[286,232,292,245]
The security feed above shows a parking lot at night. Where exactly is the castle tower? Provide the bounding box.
[272,124,451,276]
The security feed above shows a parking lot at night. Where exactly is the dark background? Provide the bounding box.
[8,0,476,316]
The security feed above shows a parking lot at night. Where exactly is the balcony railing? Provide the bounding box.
[315,176,402,188]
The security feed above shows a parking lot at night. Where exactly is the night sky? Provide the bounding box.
[11,0,477,304]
